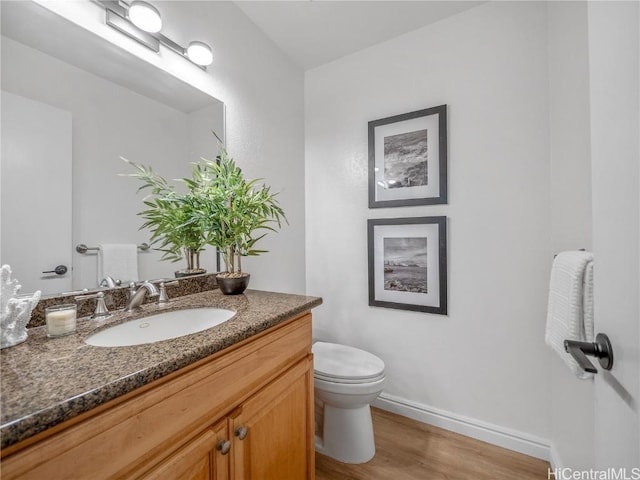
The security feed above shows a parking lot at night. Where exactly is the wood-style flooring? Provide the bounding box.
[315,408,550,480]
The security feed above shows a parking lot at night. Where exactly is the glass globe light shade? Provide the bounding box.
[128,1,162,33]
[187,41,213,66]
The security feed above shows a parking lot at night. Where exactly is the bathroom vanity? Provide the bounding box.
[0,289,322,479]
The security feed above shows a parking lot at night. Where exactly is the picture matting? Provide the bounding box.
[368,216,447,314]
[368,105,447,208]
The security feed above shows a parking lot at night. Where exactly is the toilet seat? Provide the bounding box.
[314,371,386,386]
[313,342,385,384]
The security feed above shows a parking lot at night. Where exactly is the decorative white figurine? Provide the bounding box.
[0,265,41,349]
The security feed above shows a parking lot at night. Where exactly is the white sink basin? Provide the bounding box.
[86,308,236,347]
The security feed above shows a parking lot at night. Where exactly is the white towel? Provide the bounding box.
[97,244,139,286]
[545,251,594,379]
[583,261,594,344]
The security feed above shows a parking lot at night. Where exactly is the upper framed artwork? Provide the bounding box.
[368,216,447,315]
[368,105,447,208]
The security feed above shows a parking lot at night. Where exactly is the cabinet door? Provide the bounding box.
[230,358,314,480]
[143,420,230,480]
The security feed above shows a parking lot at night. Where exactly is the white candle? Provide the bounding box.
[46,305,77,337]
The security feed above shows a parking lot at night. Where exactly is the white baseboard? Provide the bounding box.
[373,393,550,461]
[549,443,562,470]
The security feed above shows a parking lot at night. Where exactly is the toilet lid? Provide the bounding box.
[312,342,385,381]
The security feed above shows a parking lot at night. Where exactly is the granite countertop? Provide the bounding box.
[0,289,322,450]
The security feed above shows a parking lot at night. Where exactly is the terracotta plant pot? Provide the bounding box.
[174,268,207,278]
[216,273,250,295]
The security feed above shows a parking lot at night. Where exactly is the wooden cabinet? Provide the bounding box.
[0,313,314,480]
[141,358,313,480]
[142,420,229,480]
[230,358,313,479]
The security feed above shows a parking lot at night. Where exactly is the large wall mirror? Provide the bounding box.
[0,2,224,296]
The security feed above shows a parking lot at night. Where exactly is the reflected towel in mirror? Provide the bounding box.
[97,244,139,286]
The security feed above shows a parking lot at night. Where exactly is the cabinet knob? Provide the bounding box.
[216,440,231,455]
[235,426,249,440]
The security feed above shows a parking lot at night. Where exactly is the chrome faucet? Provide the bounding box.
[125,281,160,312]
[100,276,121,288]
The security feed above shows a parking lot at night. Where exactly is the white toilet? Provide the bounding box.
[312,341,386,464]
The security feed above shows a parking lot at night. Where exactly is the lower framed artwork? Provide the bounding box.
[367,216,447,314]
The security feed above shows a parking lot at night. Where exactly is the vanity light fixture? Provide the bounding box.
[99,0,214,69]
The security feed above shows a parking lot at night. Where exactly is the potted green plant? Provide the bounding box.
[122,159,208,277]
[192,148,287,294]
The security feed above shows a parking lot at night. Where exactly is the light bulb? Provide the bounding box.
[128,1,162,33]
[187,41,213,66]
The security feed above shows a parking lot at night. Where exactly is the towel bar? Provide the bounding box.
[554,248,586,259]
[564,333,613,373]
[76,243,150,254]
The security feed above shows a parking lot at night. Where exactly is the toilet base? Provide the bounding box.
[315,403,375,464]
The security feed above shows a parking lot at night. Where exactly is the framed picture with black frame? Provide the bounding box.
[368,105,447,208]
[368,216,447,315]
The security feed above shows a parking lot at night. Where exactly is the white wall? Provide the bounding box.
[546,1,594,470]
[157,2,306,293]
[305,1,552,457]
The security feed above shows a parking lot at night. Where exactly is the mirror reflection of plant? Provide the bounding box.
[121,160,208,272]
[191,148,287,277]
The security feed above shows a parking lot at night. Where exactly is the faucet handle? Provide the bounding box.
[158,281,180,305]
[75,291,111,319]
[128,282,137,300]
